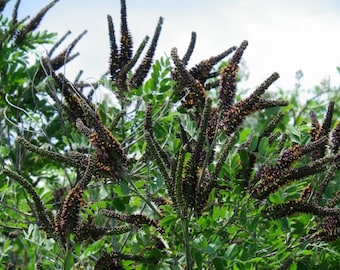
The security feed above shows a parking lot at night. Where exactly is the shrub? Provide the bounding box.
[1,1,339,269]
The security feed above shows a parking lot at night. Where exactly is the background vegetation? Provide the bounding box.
[0,0,339,269]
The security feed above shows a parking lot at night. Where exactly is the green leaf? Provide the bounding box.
[280,217,291,232]
[193,250,203,269]
[269,193,284,204]
[233,264,241,270]
[301,249,314,256]
[238,128,251,143]
[205,243,218,255]
[289,262,297,270]
[225,243,237,259]
[258,136,269,155]
[213,205,220,221]
[250,136,258,151]
[247,257,265,263]
[248,216,260,232]
[84,239,105,257]
[112,197,127,211]
[74,243,82,257]
[212,257,225,270]
[159,84,172,93]
[239,149,249,164]
[159,214,178,227]
[64,250,74,270]
[178,113,197,139]
[120,179,130,195]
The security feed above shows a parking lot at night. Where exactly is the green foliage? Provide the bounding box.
[1,1,339,270]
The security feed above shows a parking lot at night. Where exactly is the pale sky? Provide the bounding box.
[5,0,340,100]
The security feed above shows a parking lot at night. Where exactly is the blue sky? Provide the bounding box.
[4,0,340,99]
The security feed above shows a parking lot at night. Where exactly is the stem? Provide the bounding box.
[180,217,193,270]
[120,99,126,148]
[175,145,186,215]
[122,171,162,218]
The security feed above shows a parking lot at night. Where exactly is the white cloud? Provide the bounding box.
[8,0,340,98]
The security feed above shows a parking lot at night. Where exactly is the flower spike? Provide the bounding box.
[313,164,336,204]
[3,169,52,233]
[119,0,133,67]
[108,15,120,80]
[218,40,248,110]
[264,199,340,219]
[48,30,71,57]
[11,0,20,24]
[322,101,335,134]
[54,156,95,239]
[182,31,197,65]
[130,17,164,89]
[47,30,87,72]
[171,47,207,109]
[191,46,237,85]
[327,191,340,208]
[100,209,159,228]
[251,137,331,199]
[0,0,9,12]
[15,0,59,44]
[221,72,284,135]
[331,121,340,153]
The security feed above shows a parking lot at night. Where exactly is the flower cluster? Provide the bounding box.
[95,252,123,270]
[14,0,58,44]
[107,0,163,95]
[332,122,340,153]
[218,40,248,110]
[54,184,85,239]
[2,169,52,234]
[254,102,340,243]
[145,41,290,217]
[171,43,236,110]
[250,137,328,200]
[3,1,166,258]
[2,0,339,268]
[100,209,159,229]
[309,101,335,159]
[77,222,131,242]
[94,251,159,270]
